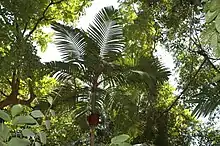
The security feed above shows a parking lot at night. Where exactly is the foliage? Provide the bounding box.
[202,0,220,56]
[0,0,90,109]
[1,0,220,146]
[109,134,131,146]
[0,104,48,146]
[48,6,126,116]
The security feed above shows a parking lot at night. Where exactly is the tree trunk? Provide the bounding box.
[131,109,155,144]
[155,113,168,146]
[144,109,154,142]
[0,72,36,109]
[0,97,35,109]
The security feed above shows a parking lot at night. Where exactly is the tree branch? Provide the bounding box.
[161,25,220,114]
[0,79,36,109]
[162,58,207,114]
[22,21,29,36]
[208,57,220,61]
[0,71,19,109]
[11,70,17,93]
[190,39,220,73]
[6,78,12,86]
[0,91,8,97]
[24,80,36,105]
[11,71,20,96]
[199,53,220,73]
[25,0,66,40]
[187,22,220,73]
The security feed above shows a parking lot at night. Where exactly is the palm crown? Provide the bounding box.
[49,6,125,113]
[52,6,124,64]
[48,6,170,116]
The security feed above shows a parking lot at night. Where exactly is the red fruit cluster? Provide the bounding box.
[87,113,99,126]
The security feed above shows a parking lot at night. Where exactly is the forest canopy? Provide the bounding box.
[0,0,220,146]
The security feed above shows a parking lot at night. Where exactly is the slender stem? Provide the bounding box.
[90,87,96,146]
[91,92,96,113]
[90,126,95,146]
[90,74,99,146]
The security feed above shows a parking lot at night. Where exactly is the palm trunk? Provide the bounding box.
[90,78,98,146]
[90,125,95,146]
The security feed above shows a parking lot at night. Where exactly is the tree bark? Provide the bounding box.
[0,94,36,109]
[0,75,36,109]
[155,113,168,146]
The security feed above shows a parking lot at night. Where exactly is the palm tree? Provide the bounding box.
[48,6,124,146]
[47,6,170,145]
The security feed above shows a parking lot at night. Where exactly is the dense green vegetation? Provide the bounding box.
[0,0,220,145]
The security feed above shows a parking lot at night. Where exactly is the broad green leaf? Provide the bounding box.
[39,132,46,144]
[111,134,130,144]
[47,96,53,105]
[22,129,35,137]
[118,142,132,146]
[201,23,216,42]
[206,10,219,23]
[0,123,10,141]
[110,142,131,146]
[215,13,220,33]
[8,138,30,146]
[212,74,220,82]
[0,110,11,121]
[31,110,44,118]
[45,120,50,130]
[210,0,220,12]
[12,116,37,125]
[216,43,220,57]
[0,136,3,141]
[0,141,7,146]
[11,104,23,117]
[50,109,55,117]
[35,142,41,146]
[210,32,218,49]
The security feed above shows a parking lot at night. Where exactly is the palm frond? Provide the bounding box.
[121,56,170,89]
[87,6,124,61]
[54,71,73,82]
[51,22,86,62]
[46,61,80,72]
[45,61,82,82]
[188,85,220,117]
[137,56,170,83]
[98,56,170,89]
[128,70,154,88]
